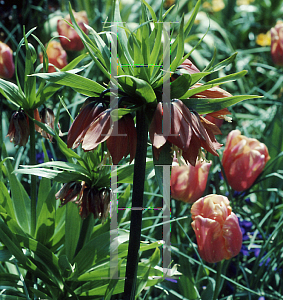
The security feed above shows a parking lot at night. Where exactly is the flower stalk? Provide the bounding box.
[124,106,148,299]
[213,260,224,300]
[27,110,37,236]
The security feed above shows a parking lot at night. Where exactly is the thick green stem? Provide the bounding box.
[213,260,224,300]
[124,107,148,299]
[28,110,37,237]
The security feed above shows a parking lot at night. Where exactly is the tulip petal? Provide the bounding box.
[192,216,229,263]
[222,213,242,259]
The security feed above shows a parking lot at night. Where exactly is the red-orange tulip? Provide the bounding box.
[170,159,212,204]
[57,10,88,51]
[0,42,14,79]
[191,194,242,263]
[271,21,283,66]
[40,41,68,72]
[222,130,270,191]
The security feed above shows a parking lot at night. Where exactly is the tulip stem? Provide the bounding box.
[123,107,148,300]
[213,260,224,300]
[28,110,37,237]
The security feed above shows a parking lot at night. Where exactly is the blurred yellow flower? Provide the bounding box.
[203,0,225,12]
[256,32,271,46]
[236,0,254,5]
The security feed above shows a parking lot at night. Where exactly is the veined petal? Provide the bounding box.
[82,109,112,151]
[68,101,104,148]
[149,102,167,149]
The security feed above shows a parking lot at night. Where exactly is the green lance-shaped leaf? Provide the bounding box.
[14,161,91,184]
[170,73,192,99]
[31,71,105,97]
[180,70,248,99]
[183,95,262,115]
[0,79,25,108]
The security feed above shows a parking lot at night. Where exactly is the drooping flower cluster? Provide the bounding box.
[67,98,137,165]
[149,99,222,166]
[222,130,270,191]
[191,194,242,263]
[7,107,58,146]
[55,181,110,221]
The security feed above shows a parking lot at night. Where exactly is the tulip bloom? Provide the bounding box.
[67,99,137,165]
[40,41,68,72]
[271,21,283,66]
[191,194,242,263]
[170,159,212,204]
[222,130,270,191]
[57,10,88,51]
[0,41,14,79]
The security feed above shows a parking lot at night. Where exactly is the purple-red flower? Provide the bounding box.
[222,130,270,191]
[191,194,242,263]
[270,20,283,66]
[0,41,14,79]
[55,181,110,221]
[170,158,212,204]
[57,10,88,51]
[67,100,137,164]
[7,110,30,147]
[149,99,222,166]
[40,40,68,72]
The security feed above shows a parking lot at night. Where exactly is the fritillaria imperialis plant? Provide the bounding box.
[0,0,262,299]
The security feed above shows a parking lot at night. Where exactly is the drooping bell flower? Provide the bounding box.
[191,194,242,263]
[39,40,68,72]
[270,20,283,66]
[7,110,30,146]
[222,130,270,191]
[67,99,137,164]
[149,99,222,166]
[39,106,57,141]
[56,181,110,221]
[170,158,212,204]
[57,10,88,51]
[0,41,14,79]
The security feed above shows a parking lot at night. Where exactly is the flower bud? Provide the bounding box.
[222,130,270,191]
[191,194,242,263]
[57,10,88,51]
[0,41,14,79]
[170,159,212,204]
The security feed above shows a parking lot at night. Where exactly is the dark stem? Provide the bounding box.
[28,110,37,237]
[123,106,148,299]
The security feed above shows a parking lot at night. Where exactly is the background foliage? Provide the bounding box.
[1,0,283,299]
